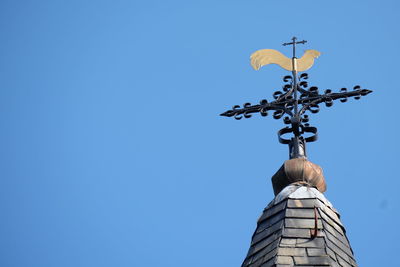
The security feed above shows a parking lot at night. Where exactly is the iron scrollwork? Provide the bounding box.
[221,38,372,159]
[220,73,372,158]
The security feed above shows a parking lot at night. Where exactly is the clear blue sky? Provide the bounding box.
[0,1,398,266]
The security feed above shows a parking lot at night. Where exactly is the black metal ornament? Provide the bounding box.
[220,37,372,159]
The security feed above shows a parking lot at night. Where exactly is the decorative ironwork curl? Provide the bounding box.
[221,73,371,121]
[220,72,372,157]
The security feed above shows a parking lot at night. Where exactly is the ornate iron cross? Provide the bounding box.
[220,37,372,159]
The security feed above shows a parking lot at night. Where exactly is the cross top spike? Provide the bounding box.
[220,38,372,159]
[283,37,307,58]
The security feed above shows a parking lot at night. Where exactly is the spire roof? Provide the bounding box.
[241,184,357,267]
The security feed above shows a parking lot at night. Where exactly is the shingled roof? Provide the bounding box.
[241,184,357,267]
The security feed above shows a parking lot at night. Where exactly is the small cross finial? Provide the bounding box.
[282,36,307,58]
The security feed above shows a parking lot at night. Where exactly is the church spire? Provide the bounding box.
[220,38,371,266]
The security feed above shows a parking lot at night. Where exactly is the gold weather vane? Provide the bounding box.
[250,38,321,72]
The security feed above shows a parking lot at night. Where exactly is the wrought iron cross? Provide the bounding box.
[282,36,307,59]
[220,37,372,159]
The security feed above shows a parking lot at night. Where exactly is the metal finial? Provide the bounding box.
[282,36,307,59]
[220,38,372,159]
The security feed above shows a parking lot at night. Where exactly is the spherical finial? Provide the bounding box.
[271,158,326,195]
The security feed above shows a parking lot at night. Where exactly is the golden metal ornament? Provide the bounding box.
[250,49,321,72]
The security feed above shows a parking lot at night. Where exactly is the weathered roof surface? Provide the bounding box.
[241,185,357,267]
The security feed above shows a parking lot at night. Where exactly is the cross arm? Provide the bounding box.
[220,100,294,120]
[220,85,372,120]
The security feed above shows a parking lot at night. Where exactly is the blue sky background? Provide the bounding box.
[0,1,399,266]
